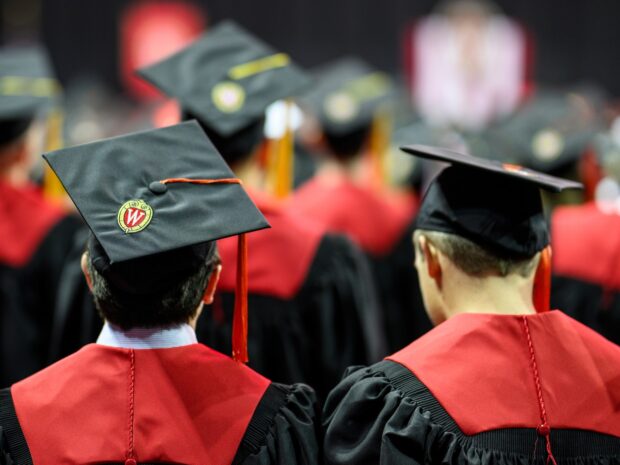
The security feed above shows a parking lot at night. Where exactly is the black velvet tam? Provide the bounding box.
[400,144,582,257]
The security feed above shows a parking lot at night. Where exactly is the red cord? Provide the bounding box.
[126,349,136,465]
[160,177,242,186]
[521,316,557,465]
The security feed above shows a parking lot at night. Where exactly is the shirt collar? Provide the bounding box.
[96,322,198,349]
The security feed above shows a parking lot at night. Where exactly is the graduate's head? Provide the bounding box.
[45,122,269,359]
[302,58,392,164]
[82,239,222,329]
[0,46,59,181]
[402,145,582,324]
[137,20,310,170]
[182,109,265,168]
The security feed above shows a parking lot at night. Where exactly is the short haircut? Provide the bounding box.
[323,123,371,162]
[182,110,265,167]
[87,250,220,330]
[414,229,539,278]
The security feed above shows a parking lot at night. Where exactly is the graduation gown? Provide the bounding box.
[323,311,620,465]
[551,202,620,344]
[291,175,432,352]
[197,189,386,399]
[0,181,84,386]
[0,342,319,465]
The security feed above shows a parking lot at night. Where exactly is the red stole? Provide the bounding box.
[552,202,620,290]
[218,189,325,299]
[388,311,620,436]
[0,181,66,267]
[291,175,417,257]
[12,343,270,465]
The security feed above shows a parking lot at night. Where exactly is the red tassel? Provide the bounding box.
[232,233,249,363]
[533,246,552,313]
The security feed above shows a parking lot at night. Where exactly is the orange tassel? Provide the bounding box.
[232,233,249,363]
[533,246,552,313]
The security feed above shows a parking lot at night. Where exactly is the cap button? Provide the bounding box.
[149,181,168,195]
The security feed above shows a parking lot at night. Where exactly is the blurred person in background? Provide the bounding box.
[0,46,84,386]
[550,118,620,344]
[135,21,386,399]
[292,58,426,352]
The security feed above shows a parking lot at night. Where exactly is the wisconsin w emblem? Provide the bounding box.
[117,199,153,234]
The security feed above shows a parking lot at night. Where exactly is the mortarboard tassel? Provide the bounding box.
[43,107,67,201]
[368,109,391,191]
[533,246,552,313]
[159,177,250,363]
[267,100,294,199]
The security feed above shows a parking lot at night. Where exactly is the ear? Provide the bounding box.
[420,235,442,288]
[81,252,94,292]
[202,264,223,305]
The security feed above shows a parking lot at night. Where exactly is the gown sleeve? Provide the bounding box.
[235,383,320,465]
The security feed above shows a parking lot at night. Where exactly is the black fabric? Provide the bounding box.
[0,389,33,465]
[368,222,432,352]
[197,234,387,400]
[0,215,84,387]
[323,361,620,465]
[235,383,320,465]
[416,166,549,258]
[551,275,620,345]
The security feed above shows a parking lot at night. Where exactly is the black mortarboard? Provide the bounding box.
[400,144,582,257]
[0,46,60,145]
[136,21,311,137]
[301,57,394,136]
[490,89,603,174]
[44,121,269,361]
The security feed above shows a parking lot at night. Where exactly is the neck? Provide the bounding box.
[441,273,536,319]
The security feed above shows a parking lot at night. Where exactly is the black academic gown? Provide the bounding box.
[0,182,84,386]
[291,176,432,353]
[323,311,620,465]
[551,202,620,344]
[197,190,386,400]
[0,342,320,465]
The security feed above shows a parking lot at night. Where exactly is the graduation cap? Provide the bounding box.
[0,46,61,145]
[490,89,603,174]
[401,144,582,312]
[137,20,311,137]
[301,57,394,136]
[43,121,270,362]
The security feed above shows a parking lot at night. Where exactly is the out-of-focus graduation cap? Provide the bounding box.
[0,46,61,144]
[301,57,394,135]
[490,88,603,174]
[400,144,582,257]
[137,20,311,137]
[43,121,269,362]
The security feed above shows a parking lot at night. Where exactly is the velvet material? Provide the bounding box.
[11,344,271,465]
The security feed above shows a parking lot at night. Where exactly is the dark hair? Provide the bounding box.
[0,116,33,148]
[182,110,265,166]
[415,229,539,278]
[323,123,371,162]
[87,250,220,330]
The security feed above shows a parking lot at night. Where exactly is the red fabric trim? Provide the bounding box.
[290,176,418,257]
[552,203,620,290]
[0,182,66,268]
[12,343,270,465]
[217,189,325,299]
[387,311,620,436]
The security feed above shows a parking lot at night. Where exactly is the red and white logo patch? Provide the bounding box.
[117,199,153,234]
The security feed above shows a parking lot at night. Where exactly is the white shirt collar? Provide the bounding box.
[96,322,198,349]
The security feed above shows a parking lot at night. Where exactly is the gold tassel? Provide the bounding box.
[267,100,294,198]
[368,108,392,191]
[42,107,67,200]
